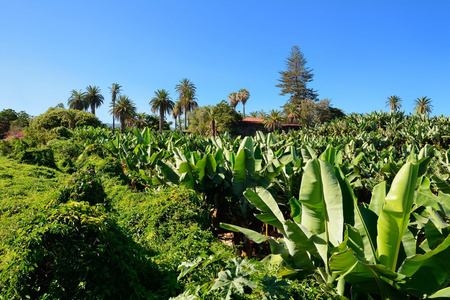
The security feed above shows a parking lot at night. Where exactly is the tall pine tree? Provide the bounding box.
[276,46,318,105]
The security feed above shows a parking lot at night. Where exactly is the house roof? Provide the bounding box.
[241,117,264,124]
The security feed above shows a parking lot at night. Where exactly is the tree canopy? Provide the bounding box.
[414,96,433,114]
[386,95,402,113]
[85,85,104,116]
[276,45,318,105]
[150,89,175,133]
[111,95,136,133]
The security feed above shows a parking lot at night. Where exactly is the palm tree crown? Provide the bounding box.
[85,85,104,115]
[67,89,87,110]
[385,95,402,113]
[237,89,250,118]
[175,78,197,129]
[110,95,136,133]
[109,83,122,129]
[283,103,298,124]
[414,96,433,114]
[150,89,175,133]
[263,110,285,132]
[228,92,238,110]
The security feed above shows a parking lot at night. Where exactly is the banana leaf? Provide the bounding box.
[376,162,419,271]
[298,158,344,247]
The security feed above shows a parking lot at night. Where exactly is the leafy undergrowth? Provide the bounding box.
[0,156,63,246]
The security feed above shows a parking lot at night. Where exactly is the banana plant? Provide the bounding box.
[222,147,450,299]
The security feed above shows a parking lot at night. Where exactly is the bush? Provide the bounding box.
[50,126,72,138]
[0,201,162,299]
[96,156,127,182]
[47,138,82,173]
[57,157,76,174]
[30,108,102,130]
[17,147,57,168]
[111,185,231,269]
[57,167,107,206]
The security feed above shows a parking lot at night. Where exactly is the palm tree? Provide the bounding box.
[109,83,122,130]
[263,109,285,132]
[67,89,86,110]
[257,110,267,119]
[150,89,175,133]
[284,103,298,124]
[175,78,197,129]
[414,96,433,114]
[184,89,198,128]
[237,89,250,118]
[249,111,258,118]
[110,95,136,133]
[228,92,238,110]
[172,100,183,131]
[385,95,402,113]
[205,106,217,137]
[134,112,148,130]
[85,85,104,115]
[63,109,77,129]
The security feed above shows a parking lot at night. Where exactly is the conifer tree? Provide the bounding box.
[276,46,318,104]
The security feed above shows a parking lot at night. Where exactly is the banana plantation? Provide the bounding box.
[2,111,450,299]
[73,111,450,299]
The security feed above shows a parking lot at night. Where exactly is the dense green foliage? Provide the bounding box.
[2,111,450,299]
[0,109,31,138]
[30,108,102,130]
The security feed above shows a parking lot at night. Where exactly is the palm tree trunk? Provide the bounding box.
[91,104,95,115]
[112,99,115,130]
[120,116,125,133]
[243,104,245,118]
[184,107,187,130]
[159,107,163,133]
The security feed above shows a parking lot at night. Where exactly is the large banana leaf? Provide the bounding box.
[232,137,256,196]
[243,188,286,234]
[398,233,450,297]
[330,248,406,299]
[298,158,344,247]
[335,167,376,263]
[376,162,419,271]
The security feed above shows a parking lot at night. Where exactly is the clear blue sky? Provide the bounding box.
[1,1,449,124]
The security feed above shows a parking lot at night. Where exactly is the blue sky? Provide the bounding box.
[1,1,449,124]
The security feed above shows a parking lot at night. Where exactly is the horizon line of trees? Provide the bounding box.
[58,45,435,136]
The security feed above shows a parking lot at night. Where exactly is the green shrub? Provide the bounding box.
[47,138,82,173]
[75,144,107,169]
[0,201,162,299]
[17,147,57,168]
[111,186,228,270]
[0,139,14,156]
[47,138,81,159]
[50,126,72,138]
[56,157,76,174]
[286,277,343,300]
[30,108,102,130]
[57,167,107,206]
[96,156,127,181]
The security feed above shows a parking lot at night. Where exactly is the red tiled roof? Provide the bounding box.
[241,117,264,124]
